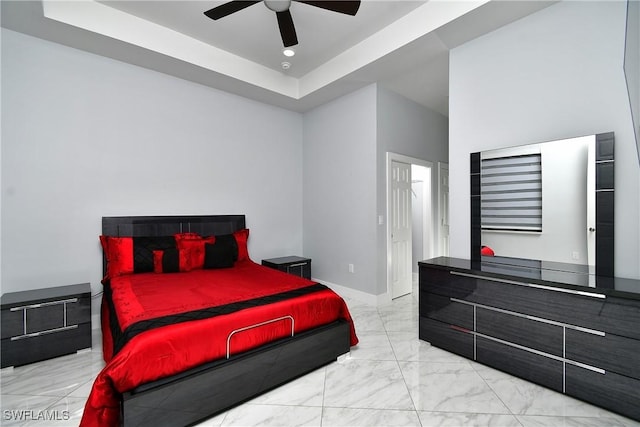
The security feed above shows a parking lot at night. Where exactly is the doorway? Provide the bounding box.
[411,164,432,283]
[386,153,435,300]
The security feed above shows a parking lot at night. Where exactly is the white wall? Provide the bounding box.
[302,85,448,300]
[302,85,378,295]
[376,87,448,295]
[1,30,305,309]
[449,0,640,279]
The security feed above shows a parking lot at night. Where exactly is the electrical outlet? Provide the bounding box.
[348,264,354,273]
[572,251,580,260]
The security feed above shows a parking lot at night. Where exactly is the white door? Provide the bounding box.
[391,160,412,299]
[438,162,450,256]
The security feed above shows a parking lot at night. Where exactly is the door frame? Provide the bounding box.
[386,152,434,299]
[437,161,450,257]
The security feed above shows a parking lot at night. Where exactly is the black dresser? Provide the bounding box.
[1,283,92,368]
[419,256,640,421]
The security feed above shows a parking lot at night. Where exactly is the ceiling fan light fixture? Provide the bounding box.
[264,0,291,13]
[283,48,295,57]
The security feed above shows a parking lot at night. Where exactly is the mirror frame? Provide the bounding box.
[470,132,615,277]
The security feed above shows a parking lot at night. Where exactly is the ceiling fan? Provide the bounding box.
[204,1,361,47]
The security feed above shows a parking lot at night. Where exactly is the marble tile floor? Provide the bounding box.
[1,291,640,427]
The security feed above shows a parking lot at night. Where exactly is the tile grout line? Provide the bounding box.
[379,300,424,427]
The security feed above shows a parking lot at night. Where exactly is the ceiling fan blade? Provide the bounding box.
[204,1,261,20]
[276,10,298,47]
[295,0,360,16]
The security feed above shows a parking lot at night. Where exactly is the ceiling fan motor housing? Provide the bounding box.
[264,1,291,12]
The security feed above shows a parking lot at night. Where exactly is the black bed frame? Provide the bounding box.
[102,215,351,427]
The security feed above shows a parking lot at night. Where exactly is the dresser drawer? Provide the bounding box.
[419,292,474,330]
[66,295,91,324]
[26,303,66,333]
[1,309,24,338]
[419,267,476,298]
[476,336,563,392]
[1,295,90,339]
[476,307,563,357]
[419,316,474,360]
[565,329,640,379]
[565,364,640,421]
[422,268,640,340]
[1,323,91,367]
[470,280,640,340]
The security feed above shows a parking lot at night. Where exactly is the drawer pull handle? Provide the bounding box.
[10,298,79,311]
[287,263,307,268]
[565,359,606,374]
[10,324,79,340]
[527,282,605,299]
[450,271,605,299]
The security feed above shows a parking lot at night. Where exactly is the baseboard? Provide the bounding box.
[314,278,390,306]
[92,313,100,330]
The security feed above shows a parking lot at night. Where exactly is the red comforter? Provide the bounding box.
[81,260,358,427]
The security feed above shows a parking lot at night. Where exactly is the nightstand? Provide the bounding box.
[1,283,92,368]
[262,256,311,279]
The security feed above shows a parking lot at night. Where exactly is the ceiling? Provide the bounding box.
[1,0,556,115]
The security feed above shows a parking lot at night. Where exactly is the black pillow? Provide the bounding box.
[160,247,181,273]
[204,235,238,269]
[133,236,177,273]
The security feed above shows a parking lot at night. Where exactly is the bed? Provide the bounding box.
[80,215,358,427]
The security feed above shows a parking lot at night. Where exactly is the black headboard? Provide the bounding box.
[101,215,246,276]
[102,215,246,237]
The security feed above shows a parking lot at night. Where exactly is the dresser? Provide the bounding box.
[1,283,92,368]
[419,257,640,421]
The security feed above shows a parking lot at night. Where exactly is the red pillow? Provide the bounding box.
[100,236,134,282]
[481,246,495,256]
[175,233,215,270]
[233,229,250,261]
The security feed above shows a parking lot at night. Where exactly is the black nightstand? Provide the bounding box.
[262,256,311,279]
[1,283,92,368]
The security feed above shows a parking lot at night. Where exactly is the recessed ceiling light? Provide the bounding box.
[281,61,291,70]
[283,48,295,57]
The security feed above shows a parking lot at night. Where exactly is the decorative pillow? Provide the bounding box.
[481,245,495,256]
[153,248,190,273]
[175,233,215,270]
[132,236,177,273]
[100,236,134,281]
[233,229,250,261]
[100,235,178,281]
[203,236,237,269]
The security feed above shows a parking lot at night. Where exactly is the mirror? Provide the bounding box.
[624,0,639,164]
[470,132,615,276]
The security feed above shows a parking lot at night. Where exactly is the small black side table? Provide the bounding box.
[262,256,311,279]
[1,283,92,368]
